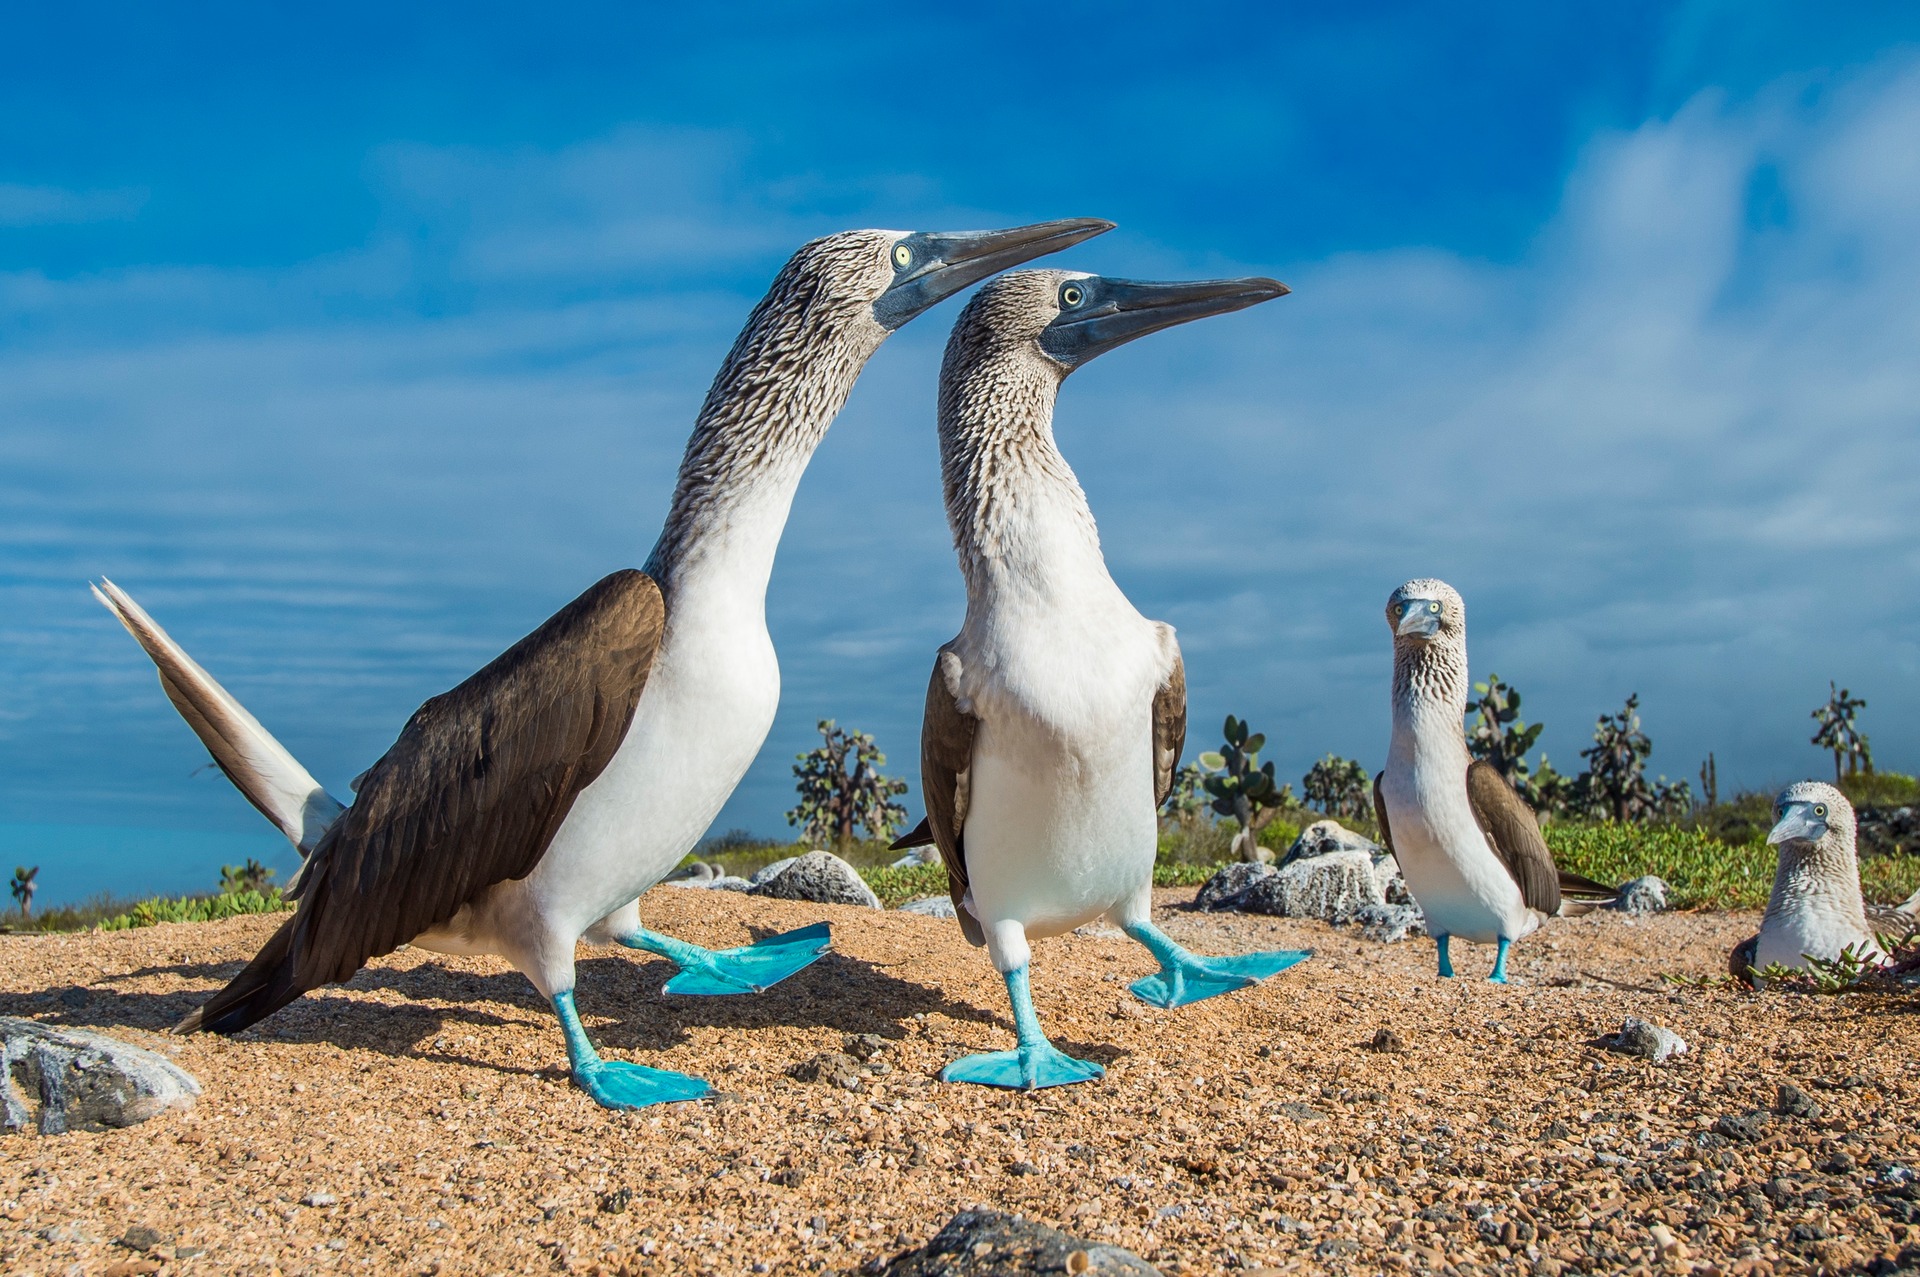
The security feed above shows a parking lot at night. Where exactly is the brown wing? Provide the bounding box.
[1372,772,1394,855]
[181,569,666,1033]
[1153,648,1187,808]
[915,649,982,946]
[1464,760,1563,916]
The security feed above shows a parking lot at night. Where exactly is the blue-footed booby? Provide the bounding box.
[1373,579,1615,983]
[891,268,1303,1091]
[92,218,1111,1110]
[1730,781,1920,982]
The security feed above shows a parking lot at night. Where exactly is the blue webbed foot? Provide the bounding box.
[1123,921,1310,1008]
[621,922,833,995]
[550,989,708,1110]
[1436,934,1455,979]
[574,1059,709,1110]
[942,1043,1104,1091]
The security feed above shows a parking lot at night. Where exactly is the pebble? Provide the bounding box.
[1607,1016,1688,1064]
[1613,875,1671,915]
[300,1191,338,1208]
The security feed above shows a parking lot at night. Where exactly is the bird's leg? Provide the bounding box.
[941,965,1104,1091]
[1436,934,1455,979]
[617,922,833,996]
[1123,920,1311,1009]
[1489,937,1511,984]
[551,989,708,1109]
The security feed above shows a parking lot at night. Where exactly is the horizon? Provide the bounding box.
[5,2,1919,906]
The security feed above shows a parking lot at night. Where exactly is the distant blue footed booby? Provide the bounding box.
[891,269,1302,1090]
[1374,579,1615,983]
[1731,781,1920,982]
[93,218,1111,1110]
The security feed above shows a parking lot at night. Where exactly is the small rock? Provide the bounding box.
[301,1191,338,1208]
[1613,876,1670,915]
[1714,1111,1771,1142]
[598,1188,632,1214]
[871,1208,1162,1275]
[788,1052,865,1091]
[1353,902,1426,944]
[2,1016,202,1135]
[896,896,957,919]
[1274,1101,1326,1123]
[57,987,91,1010]
[1775,1083,1823,1119]
[1368,1027,1407,1053]
[1541,1119,1572,1142]
[843,1033,890,1062]
[1243,849,1385,923]
[890,845,940,869]
[750,851,881,909]
[706,875,754,892]
[1608,1017,1689,1064]
[769,1167,806,1187]
[118,1226,169,1252]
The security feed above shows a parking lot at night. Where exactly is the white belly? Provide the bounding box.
[1380,764,1538,946]
[962,714,1159,939]
[1755,900,1881,972]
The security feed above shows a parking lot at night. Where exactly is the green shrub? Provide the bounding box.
[860,863,948,909]
[1842,771,1920,807]
[1547,822,1920,911]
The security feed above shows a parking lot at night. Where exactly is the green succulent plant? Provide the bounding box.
[1197,716,1284,862]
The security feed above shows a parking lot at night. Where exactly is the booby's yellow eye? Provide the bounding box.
[1428,601,1440,614]
[1061,284,1084,307]
[893,244,912,269]
[1814,804,1827,817]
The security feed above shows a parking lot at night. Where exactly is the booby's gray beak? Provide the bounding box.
[1768,804,1827,846]
[873,218,1115,330]
[1038,275,1290,369]
[1395,600,1442,638]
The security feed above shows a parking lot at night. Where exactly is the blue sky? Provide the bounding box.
[5,2,1919,904]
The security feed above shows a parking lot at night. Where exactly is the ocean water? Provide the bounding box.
[1,822,298,909]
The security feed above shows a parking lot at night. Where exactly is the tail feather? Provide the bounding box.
[1555,868,1619,918]
[92,579,345,859]
[889,817,935,851]
[175,913,311,1035]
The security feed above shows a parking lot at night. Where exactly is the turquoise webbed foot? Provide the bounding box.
[942,1043,1104,1090]
[574,1058,710,1109]
[551,989,708,1111]
[942,965,1103,1092]
[1436,934,1455,979]
[1124,921,1310,1009]
[620,921,832,996]
[1489,936,1511,984]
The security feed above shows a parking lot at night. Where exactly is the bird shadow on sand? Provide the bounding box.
[0,939,1014,1077]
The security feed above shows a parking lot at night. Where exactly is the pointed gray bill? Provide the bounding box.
[874,218,1116,329]
[1039,275,1291,369]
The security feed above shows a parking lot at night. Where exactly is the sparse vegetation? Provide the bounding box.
[1812,681,1872,785]
[787,720,910,847]
[1573,694,1693,823]
[1301,754,1370,823]
[11,864,38,917]
[1197,716,1288,863]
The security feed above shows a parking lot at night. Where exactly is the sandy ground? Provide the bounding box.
[3,887,1917,1277]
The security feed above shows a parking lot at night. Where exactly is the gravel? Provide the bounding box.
[1,887,1915,1274]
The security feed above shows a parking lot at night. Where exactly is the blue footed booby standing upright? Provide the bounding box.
[92,218,1112,1110]
[1730,781,1920,982]
[1373,579,1615,983]
[891,268,1305,1090]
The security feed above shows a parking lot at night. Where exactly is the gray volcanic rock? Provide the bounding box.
[749,851,880,909]
[1194,861,1276,911]
[1354,902,1428,944]
[1608,1017,1689,1064]
[1245,848,1383,923]
[872,1208,1161,1275]
[749,856,800,887]
[1280,819,1385,867]
[896,896,957,920]
[2,1017,201,1135]
[1613,876,1670,916]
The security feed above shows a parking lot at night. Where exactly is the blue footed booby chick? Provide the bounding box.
[91,218,1111,1110]
[1373,580,1615,983]
[1730,782,1920,982]
[891,268,1304,1091]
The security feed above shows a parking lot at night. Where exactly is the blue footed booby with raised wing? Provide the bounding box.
[1373,579,1615,983]
[889,268,1304,1090]
[92,218,1111,1110]
[1730,781,1920,982]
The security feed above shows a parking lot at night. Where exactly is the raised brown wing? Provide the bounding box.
[916,648,982,946]
[1152,649,1187,808]
[1464,759,1562,916]
[183,569,666,1033]
[1372,771,1394,855]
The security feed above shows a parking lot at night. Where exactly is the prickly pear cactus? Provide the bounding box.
[1198,716,1282,863]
